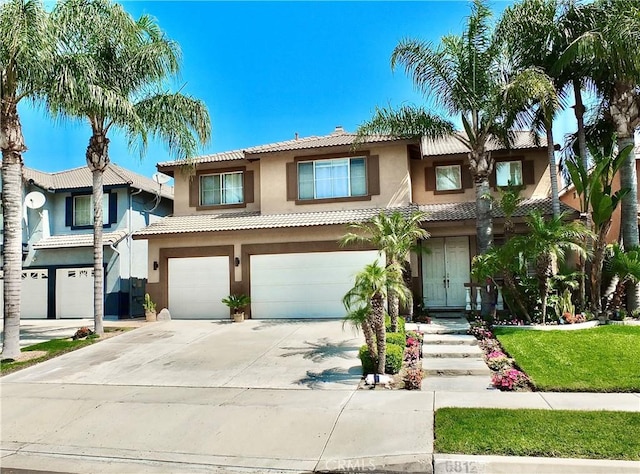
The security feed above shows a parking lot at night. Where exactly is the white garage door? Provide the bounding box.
[168,256,230,319]
[0,270,49,319]
[250,250,380,319]
[56,267,94,318]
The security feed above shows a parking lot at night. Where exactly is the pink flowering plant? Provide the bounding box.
[484,350,512,371]
[491,368,530,391]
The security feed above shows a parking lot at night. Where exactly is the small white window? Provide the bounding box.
[496,161,523,186]
[74,195,108,226]
[200,171,244,206]
[435,165,462,191]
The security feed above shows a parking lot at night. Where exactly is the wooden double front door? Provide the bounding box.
[421,236,470,308]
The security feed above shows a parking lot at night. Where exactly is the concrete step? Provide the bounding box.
[423,358,491,376]
[422,375,496,392]
[422,344,483,358]
[423,334,477,346]
[407,318,470,335]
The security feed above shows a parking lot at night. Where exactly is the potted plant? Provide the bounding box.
[143,293,157,322]
[222,294,251,322]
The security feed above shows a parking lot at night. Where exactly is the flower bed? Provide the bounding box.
[468,319,531,391]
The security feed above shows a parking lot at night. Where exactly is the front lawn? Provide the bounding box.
[435,408,640,460]
[0,327,130,375]
[494,325,640,392]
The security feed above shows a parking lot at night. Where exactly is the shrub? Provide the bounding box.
[478,338,501,353]
[404,345,420,367]
[385,315,406,335]
[359,345,376,375]
[72,327,94,340]
[386,332,406,347]
[406,330,424,343]
[468,320,493,340]
[484,350,512,371]
[491,368,530,391]
[385,343,404,374]
[403,368,423,390]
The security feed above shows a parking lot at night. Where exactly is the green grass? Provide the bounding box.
[0,327,129,375]
[494,325,640,392]
[435,408,640,460]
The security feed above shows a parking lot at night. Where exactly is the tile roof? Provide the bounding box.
[133,198,575,238]
[158,127,546,168]
[32,230,129,249]
[421,131,544,157]
[157,127,409,167]
[23,163,173,199]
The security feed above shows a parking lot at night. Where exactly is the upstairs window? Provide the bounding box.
[297,157,366,200]
[200,171,244,206]
[496,161,523,186]
[73,195,109,227]
[435,164,462,191]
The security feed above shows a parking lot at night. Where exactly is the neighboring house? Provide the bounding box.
[559,145,640,244]
[134,126,573,319]
[1,163,173,319]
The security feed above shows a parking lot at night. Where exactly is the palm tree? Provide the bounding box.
[513,211,587,323]
[48,0,211,334]
[0,0,52,359]
[356,0,544,258]
[343,261,409,374]
[563,0,640,309]
[604,244,640,312]
[342,301,376,360]
[340,211,428,332]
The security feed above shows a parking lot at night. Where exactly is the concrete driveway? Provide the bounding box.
[0,320,435,473]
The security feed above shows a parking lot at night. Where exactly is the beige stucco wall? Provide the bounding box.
[411,149,551,204]
[172,160,261,216]
[259,143,412,214]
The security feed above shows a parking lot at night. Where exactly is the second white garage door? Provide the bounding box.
[250,250,380,319]
[168,256,230,319]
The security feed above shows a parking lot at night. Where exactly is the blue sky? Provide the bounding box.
[21,1,576,179]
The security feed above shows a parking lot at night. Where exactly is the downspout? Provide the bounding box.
[128,187,143,318]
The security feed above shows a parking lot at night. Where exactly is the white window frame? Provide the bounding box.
[496,160,523,187]
[297,157,367,200]
[73,194,108,227]
[435,164,462,191]
[199,171,244,206]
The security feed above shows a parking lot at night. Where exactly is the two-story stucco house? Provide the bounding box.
[134,126,569,320]
[3,163,173,319]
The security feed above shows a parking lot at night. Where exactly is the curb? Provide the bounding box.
[433,454,640,474]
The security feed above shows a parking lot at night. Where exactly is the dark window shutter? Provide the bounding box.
[189,175,199,207]
[523,160,535,185]
[65,196,73,227]
[489,168,497,188]
[244,170,254,203]
[286,162,297,201]
[367,155,380,196]
[425,167,436,191]
[461,165,473,189]
[109,192,117,224]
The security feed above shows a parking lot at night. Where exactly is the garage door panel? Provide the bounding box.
[250,250,379,319]
[0,270,49,319]
[56,268,94,319]
[168,256,229,319]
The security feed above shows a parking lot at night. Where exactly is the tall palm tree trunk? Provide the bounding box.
[475,172,493,316]
[0,101,25,359]
[388,291,399,331]
[573,81,588,169]
[87,131,109,336]
[546,123,560,217]
[537,254,553,324]
[618,135,639,311]
[371,294,386,374]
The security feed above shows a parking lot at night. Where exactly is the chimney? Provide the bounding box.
[295,132,299,141]
[333,125,344,134]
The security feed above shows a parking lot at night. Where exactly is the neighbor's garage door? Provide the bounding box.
[168,256,230,319]
[56,267,93,318]
[250,250,379,319]
[0,270,49,319]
